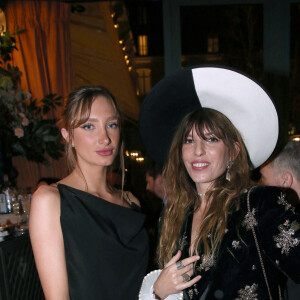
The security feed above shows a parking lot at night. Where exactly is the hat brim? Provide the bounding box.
[139,66,278,169]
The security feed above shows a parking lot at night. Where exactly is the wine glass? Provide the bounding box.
[20,193,30,225]
[12,195,22,228]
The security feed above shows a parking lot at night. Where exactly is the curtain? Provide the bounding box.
[6,0,73,191]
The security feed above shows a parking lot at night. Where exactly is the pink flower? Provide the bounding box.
[14,127,24,138]
[19,113,29,126]
[21,117,29,126]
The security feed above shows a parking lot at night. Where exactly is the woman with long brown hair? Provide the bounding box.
[30,86,148,300]
[139,66,300,299]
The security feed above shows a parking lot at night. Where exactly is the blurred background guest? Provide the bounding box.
[145,161,168,205]
[260,140,300,300]
[260,140,300,204]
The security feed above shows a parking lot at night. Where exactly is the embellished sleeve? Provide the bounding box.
[250,186,300,283]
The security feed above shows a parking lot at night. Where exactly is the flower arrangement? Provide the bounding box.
[0,28,64,180]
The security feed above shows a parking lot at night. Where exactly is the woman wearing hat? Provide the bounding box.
[139,67,300,300]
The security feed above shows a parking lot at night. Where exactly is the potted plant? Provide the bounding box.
[0,28,64,183]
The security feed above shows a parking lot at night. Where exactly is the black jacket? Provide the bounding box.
[179,186,300,300]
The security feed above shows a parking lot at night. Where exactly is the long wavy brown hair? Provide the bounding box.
[157,108,253,267]
[61,86,125,191]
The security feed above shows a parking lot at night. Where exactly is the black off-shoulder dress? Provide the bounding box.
[58,184,149,300]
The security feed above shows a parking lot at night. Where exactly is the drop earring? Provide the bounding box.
[226,161,232,181]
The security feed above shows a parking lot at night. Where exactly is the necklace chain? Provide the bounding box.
[198,192,206,197]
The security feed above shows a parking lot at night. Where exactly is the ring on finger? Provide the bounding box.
[182,273,190,282]
[176,260,185,270]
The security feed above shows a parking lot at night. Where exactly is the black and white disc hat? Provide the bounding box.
[139,66,279,169]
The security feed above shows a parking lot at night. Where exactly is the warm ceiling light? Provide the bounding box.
[290,134,300,142]
[114,24,119,29]
[129,151,141,159]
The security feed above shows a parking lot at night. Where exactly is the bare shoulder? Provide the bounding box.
[125,190,141,207]
[31,184,60,205]
[30,184,60,228]
[34,183,59,195]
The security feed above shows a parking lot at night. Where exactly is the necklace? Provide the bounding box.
[198,192,206,197]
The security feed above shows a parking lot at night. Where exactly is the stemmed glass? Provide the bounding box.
[12,197,22,228]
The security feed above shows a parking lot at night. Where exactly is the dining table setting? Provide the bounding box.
[0,186,31,242]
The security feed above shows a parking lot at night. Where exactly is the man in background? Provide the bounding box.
[144,161,167,271]
[260,140,300,300]
[145,162,167,205]
[260,140,300,203]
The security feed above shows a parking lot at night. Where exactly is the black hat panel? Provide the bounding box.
[139,69,201,167]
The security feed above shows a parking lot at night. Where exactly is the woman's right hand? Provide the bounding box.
[153,250,201,299]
